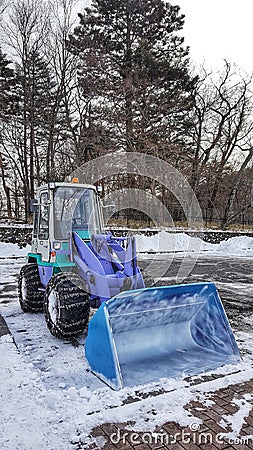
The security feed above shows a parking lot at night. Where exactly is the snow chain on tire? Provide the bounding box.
[18,264,44,312]
[44,272,90,339]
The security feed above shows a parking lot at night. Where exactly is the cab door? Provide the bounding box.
[37,191,50,262]
[31,202,39,254]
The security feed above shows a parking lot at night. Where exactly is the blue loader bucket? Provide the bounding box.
[85,282,241,390]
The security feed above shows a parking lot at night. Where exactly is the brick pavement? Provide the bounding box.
[86,379,253,450]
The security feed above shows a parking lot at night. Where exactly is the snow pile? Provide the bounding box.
[213,236,253,255]
[135,231,204,253]
[0,232,253,257]
[136,231,253,256]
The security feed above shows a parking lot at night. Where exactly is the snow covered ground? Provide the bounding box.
[0,242,29,258]
[0,234,253,449]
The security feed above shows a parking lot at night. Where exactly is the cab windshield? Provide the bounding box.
[54,187,102,239]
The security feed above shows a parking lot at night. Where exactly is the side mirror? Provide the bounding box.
[30,198,38,213]
[96,186,103,193]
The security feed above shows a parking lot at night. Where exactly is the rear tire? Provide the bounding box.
[18,264,44,312]
[44,272,90,339]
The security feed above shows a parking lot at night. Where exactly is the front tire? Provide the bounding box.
[18,264,44,312]
[44,272,90,339]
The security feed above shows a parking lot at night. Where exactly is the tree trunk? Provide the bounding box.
[0,152,12,218]
[222,149,253,228]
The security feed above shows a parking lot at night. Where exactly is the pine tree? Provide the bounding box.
[0,49,18,218]
[69,0,197,156]
[0,49,17,119]
[11,50,59,215]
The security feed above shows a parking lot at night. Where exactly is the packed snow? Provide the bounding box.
[0,233,253,449]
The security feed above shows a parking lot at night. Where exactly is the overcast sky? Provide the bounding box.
[170,0,253,74]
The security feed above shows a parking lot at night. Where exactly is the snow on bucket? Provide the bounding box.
[85,283,241,390]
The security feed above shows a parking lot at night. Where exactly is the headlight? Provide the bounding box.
[53,242,61,250]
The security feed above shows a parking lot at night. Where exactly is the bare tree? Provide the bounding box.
[3,0,50,219]
[42,0,75,178]
[190,61,253,223]
[222,149,253,227]
[46,0,108,169]
[0,0,7,17]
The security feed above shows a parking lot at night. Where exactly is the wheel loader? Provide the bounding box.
[18,180,241,389]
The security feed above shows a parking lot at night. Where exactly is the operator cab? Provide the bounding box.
[31,181,104,262]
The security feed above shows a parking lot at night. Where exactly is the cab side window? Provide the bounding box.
[38,192,49,240]
[33,204,39,238]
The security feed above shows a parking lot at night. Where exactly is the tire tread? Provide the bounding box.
[18,264,44,312]
[44,273,90,339]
